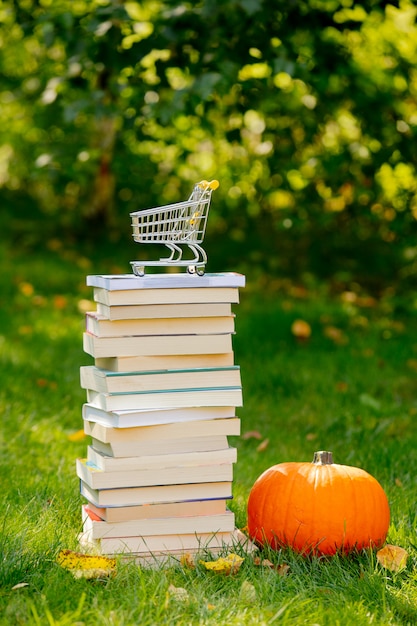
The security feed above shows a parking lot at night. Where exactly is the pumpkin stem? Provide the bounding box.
[313,450,334,465]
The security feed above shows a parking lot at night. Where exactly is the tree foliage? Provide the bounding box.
[1,0,417,286]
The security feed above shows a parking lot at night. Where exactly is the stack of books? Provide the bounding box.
[77,272,246,563]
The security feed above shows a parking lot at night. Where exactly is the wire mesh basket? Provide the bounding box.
[130,180,219,276]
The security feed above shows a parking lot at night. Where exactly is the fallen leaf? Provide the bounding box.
[253,557,290,575]
[356,296,377,308]
[306,432,317,441]
[168,584,189,602]
[359,393,381,411]
[256,438,270,452]
[253,556,274,568]
[239,580,257,603]
[276,563,290,576]
[323,326,348,345]
[341,291,357,304]
[242,430,263,440]
[406,359,417,372]
[78,299,95,314]
[57,549,116,579]
[180,553,195,569]
[19,282,34,297]
[200,553,244,575]
[68,429,87,442]
[53,295,67,310]
[291,319,312,342]
[377,545,408,572]
[336,381,348,392]
[12,583,29,590]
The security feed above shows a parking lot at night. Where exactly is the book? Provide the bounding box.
[85,498,231,523]
[93,287,241,307]
[81,504,235,539]
[90,435,231,458]
[79,529,255,565]
[80,526,236,555]
[82,403,236,429]
[80,365,241,394]
[87,272,246,291]
[86,312,236,337]
[83,331,234,358]
[95,353,235,373]
[86,444,237,472]
[86,386,243,411]
[96,301,233,321]
[80,479,233,507]
[76,458,235,490]
[83,417,241,444]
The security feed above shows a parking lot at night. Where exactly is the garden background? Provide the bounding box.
[2,1,417,624]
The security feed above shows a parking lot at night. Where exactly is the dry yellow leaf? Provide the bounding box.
[291,319,312,341]
[200,553,244,575]
[168,584,189,602]
[376,545,408,572]
[57,549,116,579]
[256,438,270,452]
[68,429,87,442]
[180,553,195,569]
[242,430,263,440]
[239,580,257,603]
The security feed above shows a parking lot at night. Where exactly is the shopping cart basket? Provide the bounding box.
[130,179,219,276]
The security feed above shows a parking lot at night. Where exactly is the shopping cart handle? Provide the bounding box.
[197,179,219,191]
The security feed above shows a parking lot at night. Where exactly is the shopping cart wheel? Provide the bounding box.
[132,265,145,277]
[187,265,205,276]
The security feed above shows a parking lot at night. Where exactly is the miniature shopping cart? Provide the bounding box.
[130,179,219,276]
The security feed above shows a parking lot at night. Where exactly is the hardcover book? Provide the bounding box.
[95,301,233,321]
[82,403,236,429]
[83,417,241,444]
[80,365,241,394]
[85,498,231,523]
[93,287,241,307]
[81,504,235,539]
[77,457,235,490]
[86,444,237,472]
[87,272,246,291]
[85,312,235,337]
[86,386,243,412]
[83,331,234,358]
[94,353,235,373]
[80,479,233,507]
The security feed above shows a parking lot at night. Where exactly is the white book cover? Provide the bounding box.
[80,365,241,394]
[83,331,234,358]
[95,353,235,373]
[86,444,237,472]
[80,479,233,507]
[76,457,235,489]
[82,403,236,428]
[86,386,243,411]
[87,272,245,291]
[81,504,235,538]
[85,312,235,337]
[95,301,233,321]
[81,527,235,555]
[90,435,231,458]
[86,498,230,523]
[83,416,241,443]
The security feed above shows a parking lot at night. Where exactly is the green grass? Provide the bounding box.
[2,236,417,625]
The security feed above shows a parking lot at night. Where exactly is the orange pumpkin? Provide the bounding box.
[247,450,390,555]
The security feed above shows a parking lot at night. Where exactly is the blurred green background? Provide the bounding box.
[1,0,417,292]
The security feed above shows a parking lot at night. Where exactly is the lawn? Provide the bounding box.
[2,234,417,625]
